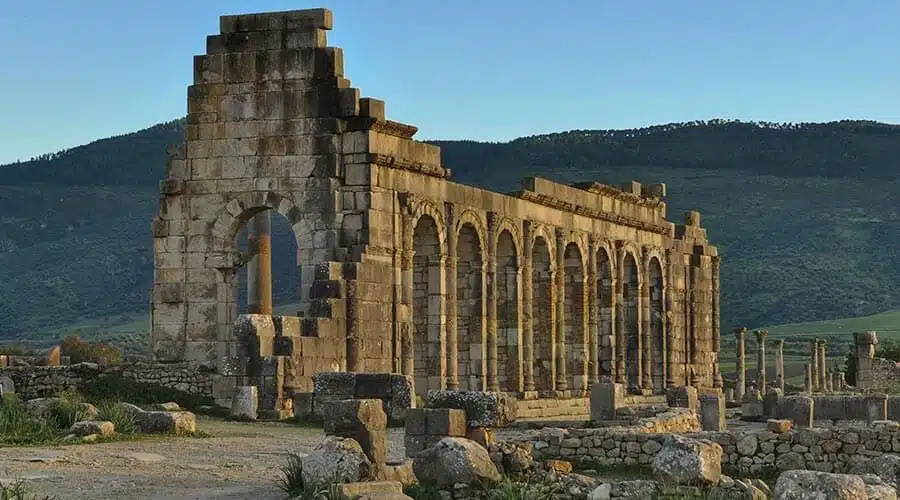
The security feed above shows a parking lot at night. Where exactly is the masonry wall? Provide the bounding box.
[0,362,213,400]
[150,8,723,404]
[527,422,900,476]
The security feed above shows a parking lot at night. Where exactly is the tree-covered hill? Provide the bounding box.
[2,119,900,342]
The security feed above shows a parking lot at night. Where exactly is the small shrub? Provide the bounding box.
[276,453,306,496]
[0,479,60,500]
[49,391,89,430]
[482,476,562,500]
[95,400,137,434]
[276,455,343,500]
[60,335,122,366]
[0,394,57,445]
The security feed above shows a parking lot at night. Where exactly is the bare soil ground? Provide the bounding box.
[0,417,410,500]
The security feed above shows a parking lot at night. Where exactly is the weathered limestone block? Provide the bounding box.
[783,395,814,429]
[230,386,258,420]
[767,419,793,433]
[867,394,889,424]
[0,376,14,395]
[138,411,196,435]
[763,388,783,419]
[590,382,624,421]
[340,481,410,500]
[411,437,500,488]
[425,390,517,427]
[651,434,723,486]
[302,436,374,485]
[699,393,726,431]
[666,386,699,412]
[115,402,145,421]
[387,374,414,424]
[741,388,764,421]
[323,399,387,465]
[70,420,115,437]
[773,470,867,500]
[406,408,466,437]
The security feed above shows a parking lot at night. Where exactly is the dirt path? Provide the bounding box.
[0,417,409,500]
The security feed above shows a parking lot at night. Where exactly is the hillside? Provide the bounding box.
[2,119,900,344]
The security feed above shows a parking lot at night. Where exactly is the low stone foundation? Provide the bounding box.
[0,362,214,400]
[517,397,589,420]
[522,420,900,476]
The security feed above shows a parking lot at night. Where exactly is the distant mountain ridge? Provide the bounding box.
[2,118,900,341]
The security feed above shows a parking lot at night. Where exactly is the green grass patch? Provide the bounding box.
[81,374,220,414]
[0,478,60,500]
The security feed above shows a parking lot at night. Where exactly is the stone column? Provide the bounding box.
[804,364,812,393]
[486,257,500,392]
[640,280,652,390]
[755,330,768,390]
[522,225,535,392]
[587,243,600,385]
[446,215,459,390]
[555,231,568,392]
[614,274,626,384]
[774,339,785,391]
[838,371,846,391]
[734,327,747,402]
[400,248,415,377]
[247,211,272,315]
[712,256,723,389]
[817,339,827,392]
[809,339,820,391]
[855,331,878,391]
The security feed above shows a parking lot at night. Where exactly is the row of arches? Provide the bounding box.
[408,210,668,398]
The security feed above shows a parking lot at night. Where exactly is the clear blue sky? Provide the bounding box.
[0,0,897,164]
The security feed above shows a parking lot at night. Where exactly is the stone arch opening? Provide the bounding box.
[235,210,301,316]
[623,252,641,390]
[649,257,665,392]
[597,248,614,379]
[456,223,485,391]
[413,214,444,398]
[496,230,520,392]
[564,243,587,391]
[532,237,554,392]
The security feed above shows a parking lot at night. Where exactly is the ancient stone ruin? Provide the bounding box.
[149,7,722,415]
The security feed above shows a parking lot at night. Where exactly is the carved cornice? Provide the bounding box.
[345,116,418,139]
[369,154,449,179]
[571,181,665,209]
[516,191,672,235]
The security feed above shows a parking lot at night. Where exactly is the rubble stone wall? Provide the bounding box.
[869,358,900,393]
[528,421,900,476]
[0,362,213,400]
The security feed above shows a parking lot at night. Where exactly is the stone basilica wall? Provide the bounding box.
[150,8,723,404]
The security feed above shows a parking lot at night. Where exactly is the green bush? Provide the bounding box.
[0,395,57,445]
[48,391,90,430]
[275,454,342,500]
[95,400,137,434]
[482,477,562,500]
[403,482,443,500]
[60,335,122,366]
[0,479,59,500]
[0,344,34,356]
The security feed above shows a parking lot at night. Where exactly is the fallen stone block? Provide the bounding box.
[767,419,793,433]
[313,371,356,398]
[699,393,726,431]
[0,376,14,395]
[138,411,196,435]
[375,460,417,485]
[466,427,496,448]
[70,420,114,437]
[404,434,442,458]
[651,434,723,486]
[115,402,145,421]
[412,437,500,488]
[546,459,573,474]
[324,399,387,465]
[155,402,182,412]
[302,436,374,484]
[341,481,407,500]
[773,470,867,500]
[230,386,258,420]
[425,390,517,427]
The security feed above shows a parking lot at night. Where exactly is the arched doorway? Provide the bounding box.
[412,214,443,398]
[623,252,640,390]
[496,230,520,392]
[649,257,665,392]
[532,237,554,392]
[456,223,485,391]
